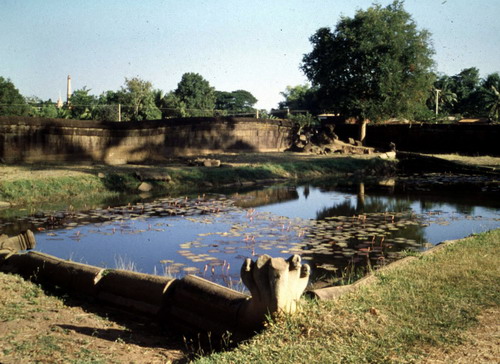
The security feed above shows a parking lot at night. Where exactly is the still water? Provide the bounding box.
[7,180,500,288]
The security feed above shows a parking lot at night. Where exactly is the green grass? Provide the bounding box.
[0,156,396,206]
[195,229,500,363]
[142,157,395,192]
[0,274,49,322]
[0,175,114,205]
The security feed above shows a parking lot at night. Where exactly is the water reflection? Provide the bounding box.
[230,187,299,208]
[419,200,475,215]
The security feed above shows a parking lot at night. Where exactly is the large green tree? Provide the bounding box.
[215,90,257,113]
[174,73,216,116]
[278,84,319,113]
[0,77,30,116]
[426,69,500,120]
[450,67,481,116]
[94,90,127,121]
[301,1,435,122]
[428,74,458,116]
[486,85,500,121]
[477,73,500,121]
[69,87,98,120]
[26,96,61,118]
[121,77,161,121]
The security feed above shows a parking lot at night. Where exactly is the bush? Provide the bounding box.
[289,113,318,128]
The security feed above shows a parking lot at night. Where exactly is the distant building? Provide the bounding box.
[56,95,63,109]
[66,75,72,104]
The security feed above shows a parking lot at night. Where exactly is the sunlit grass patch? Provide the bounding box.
[0,175,114,205]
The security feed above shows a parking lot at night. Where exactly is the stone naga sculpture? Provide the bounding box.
[0,230,36,256]
[0,231,310,336]
[238,254,310,328]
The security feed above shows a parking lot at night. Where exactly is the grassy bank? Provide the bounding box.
[0,154,395,206]
[0,175,112,206]
[196,229,500,363]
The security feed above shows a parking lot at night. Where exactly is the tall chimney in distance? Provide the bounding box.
[66,75,72,104]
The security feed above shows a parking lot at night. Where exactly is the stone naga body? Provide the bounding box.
[0,230,311,337]
[0,230,36,256]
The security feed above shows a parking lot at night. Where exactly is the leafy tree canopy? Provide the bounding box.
[121,77,161,121]
[278,84,319,113]
[26,97,63,119]
[215,90,257,113]
[0,76,30,116]
[301,0,435,122]
[449,67,481,116]
[473,72,500,121]
[428,69,500,120]
[91,90,126,121]
[174,73,216,116]
[69,87,98,120]
[426,74,457,116]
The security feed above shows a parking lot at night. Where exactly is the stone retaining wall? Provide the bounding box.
[0,250,250,338]
[333,123,500,155]
[2,117,497,164]
[0,116,293,164]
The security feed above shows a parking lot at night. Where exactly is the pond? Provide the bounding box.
[1,175,499,289]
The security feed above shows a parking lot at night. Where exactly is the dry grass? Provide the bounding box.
[429,154,500,169]
[420,306,500,363]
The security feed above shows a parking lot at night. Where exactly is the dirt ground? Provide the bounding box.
[0,273,189,363]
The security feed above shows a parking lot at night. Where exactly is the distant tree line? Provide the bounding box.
[0,73,259,122]
[1,1,498,123]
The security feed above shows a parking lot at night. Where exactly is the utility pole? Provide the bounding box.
[435,89,441,117]
[118,103,121,122]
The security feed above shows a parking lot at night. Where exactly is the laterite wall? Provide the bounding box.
[0,250,250,337]
[2,117,498,163]
[0,116,293,164]
[333,123,500,155]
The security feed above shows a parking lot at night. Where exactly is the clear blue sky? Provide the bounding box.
[1,0,499,110]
